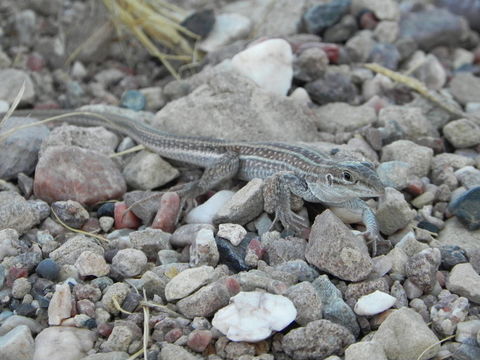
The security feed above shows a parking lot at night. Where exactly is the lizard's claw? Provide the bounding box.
[359,229,381,257]
[272,209,310,238]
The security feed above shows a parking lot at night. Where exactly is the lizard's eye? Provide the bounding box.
[343,171,352,182]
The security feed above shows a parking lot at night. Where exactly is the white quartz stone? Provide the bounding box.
[232,38,293,96]
[185,190,235,224]
[217,223,247,246]
[165,266,215,301]
[212,291,297,342]
[354,290,397,316]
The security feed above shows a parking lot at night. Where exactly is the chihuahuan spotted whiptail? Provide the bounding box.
[5,109,385,252]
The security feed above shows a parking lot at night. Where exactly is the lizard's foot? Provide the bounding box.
[272,208,310,238]
[359,229,380,257]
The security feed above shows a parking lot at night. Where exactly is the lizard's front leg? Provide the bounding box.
[264,171,310,236]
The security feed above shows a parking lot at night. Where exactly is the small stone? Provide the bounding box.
[190,228,219,267]
[165,266,215,301]
[181,9,215,38]
[447,186,480,230]
[151,192,181,233]
[282,319,355,360]
[305,71,357,105]
[376,161,411,190]
[447,263,480,303]
[214,179,264,226]
[114,202,141,229]
[449,72,480,105]
[111,248,147,278]
[345,341,387,360]
[431,290,469,336]
[217,223,247,246]
[354,290,397,316]
[35,258,60,281]
[0,192,41,234]
[380,106,437,142]
[372,308,440,360]
[101,325,134,352]
[99,216,114,232]
[262,233,306,266]
[216,236,249,272]
[49,235,103,265]
[33,326,95,360]
[97,202,115,218]
[48,283,72,325]
[368,43,400,70]
[120,90,146,111]
[212,291,296,342]
[285,282,323,326]
[101,282,130,315]
[443,119,480,148]
[171,224,215,248]
[439,245,468,270]
[199,13,251,53]
[306,210,373,281]
[160,343,200,360]
[376,188,416,235]
[186,190,235,225]
[456,320,480,345]
[11,277,31,299]
[381,140,433,177]
[0,325,35,360]
[0,228,19,261]
[302,0,350,35]
[187,329,212,352]
[75,251,110,277]
[138,86,166,112]
[232,38,293,96]
[411,191,435,209]
[455,166,480,189]
[314,102,377,133]
[405,248,441,292]
[129,228,171,259]
[293,47,329,82]
[346,30,376,62]
[123,151,179,190]
[0,69,35,104]
[51,200,89,229]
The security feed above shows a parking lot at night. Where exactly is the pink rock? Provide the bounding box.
[27,53,45,72]
[98,323,114,338]
[114,202,141,229]
[318,43,340,64]
[6,267,28,287]
[164,328,183,343]
[247,238,265,259]
[187,329,212,352]
[406,178,425,196]
[152,192,181,233]
[34,146,126,206]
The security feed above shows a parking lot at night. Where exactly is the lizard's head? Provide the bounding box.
[305,160,385,202]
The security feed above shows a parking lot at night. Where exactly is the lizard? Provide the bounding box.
[3,109,385,252]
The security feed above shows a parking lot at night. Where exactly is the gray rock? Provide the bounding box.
[432,153,475,171]
[153,71,318,142]
[122,150,179,190]
[372,308,440,360]
[351,0,400,20]
[399,8,469,51]
[405,248,441,292]
[0,117,49,180]
[111,248,147,278]
[312,275,360,337]
[282,320,355,360]
[293,47,329,82]
[314,102,377,133]
[345,278,390,308]
[0,69,35,104]
[368,43,400,70]
[0,325,34,360]
[214,179,264,226]
[431,291,469,336]
[455,320,480,345]
[160,343,202,360]
[75,251,110,278]
[165,266,215,301]
[51,200,89,229]
[376,188,416,236]
[40,124,118,156]
[455,166,480,189]
[345,341,387,360]
[380,106,438,142]
[446,263,480,303]
[33,326,95,360]
[101,325,133,352]
[443,119,480,148]
[306,210,372,281]
[170,224,215,248]
[190,228,219,267]
[81,352,129,360]
[376,161,411,190]
[381,140,433,177]
[11,277,31,299]
[262,233,306,266]
[49,235,103,265]
[302,0,350,35]
[274,260,319,282]
[374,20,399,43]
[448,186,480,230]
[101,282,130,315]
[346,30,376,63]
[285,282,323,326]
[436,217,480,258]
[0,228,19,261]
[0,315,43,336]
[129,228,171,256]
[199,13,251,53]
[449,73,480,105]
[305,71,357,105]
[0,192,42,234]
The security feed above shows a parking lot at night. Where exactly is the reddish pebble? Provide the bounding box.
[27,53,46,71]
[76,299,96,317]
[474,47,480,64]
[406,178,425,196]
[98,322,114,337]
[359,10,378,29]
[81,217,101,233]
[224,277,241,295]
[164,328,183,343]
[318,43,340,64]
[114,202,141,229]
[151,192,180,233]
[6,267,28,287]
[187,329,213,352]
[247,238,266,259]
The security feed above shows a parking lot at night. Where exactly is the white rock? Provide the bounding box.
[0,228,19,261]
[0,100,9,113]
[190,228,219,267]
[33,326,95,360]
[354,290,397,316]
[232,38,293,96]
[199,13,251,53]
[217,223,247,246]
[0,325,35,360]
[75,250,110,277]
[185,190,235,224]
[48,282,72,325]
[289,87,311,105]
[165,265,215,301]
[212,291,297,342]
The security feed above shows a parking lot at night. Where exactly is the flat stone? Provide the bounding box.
[111,248,147,278]
[447,263,480,303]
[165,266,215,301]
[49,235,104,265]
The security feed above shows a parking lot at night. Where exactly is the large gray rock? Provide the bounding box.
[153,71,319,142]
[381,140,433,177]
[0,191,41,234]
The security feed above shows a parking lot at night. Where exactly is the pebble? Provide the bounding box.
[372,308,440,360]
[232,38,293,96]
[200,13,251,53]
[282,319,355,359]
[138,86,166,112]
[190,228,219,267]
[129,228,171,259]
[302,0,350,35]
[151,192,181,233]
[352,0,400,20]
[186,190,235,225]
[165,266,215,301]
[212,291,296,342]
[0,69,35,104]
[376,161,411,190]
[306,210,373,281]
[380,106,437,142]
[113,202,141,230]
[449,72,480,105]
[214,179,264,226]
[455,320,480,346]
[51,200,89,229]
[160,343,201,360]
[431,290,469,336]
[0,117,49,180]
[455,166,480,189]
[443,119,480,148]
[446,263,480,303]
[285,282,323,326]
[181,9,215,37]
[170,224,216,248]
[11,277,31,299]
[0,228,19,261]
[187,329,212,352]
[0,325,35,360]
[111,248,147,278]
[346,30,376,62]
[305,71,357,105]
[354,290,397,316]
[345,341,387,360]
[48,283,72,325]
[439,245,468,270]
[120,89,146,111]
[34,145,126,206]
[99,216,114,232]
[216,236,249,272]
[369,43,400,70]
[97,202,115,218]
[33,326,95,360]
[49,235,104,265]
[405,248,441,293]
[217,223,247,246]
[381,140,433,177]
[122,150,179,190]
[101,282,130,315]
[293,47,329,82]
[75,251,110,277]
[314,102,376,133]
[447,186,480,230]
[262,233,307,266]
